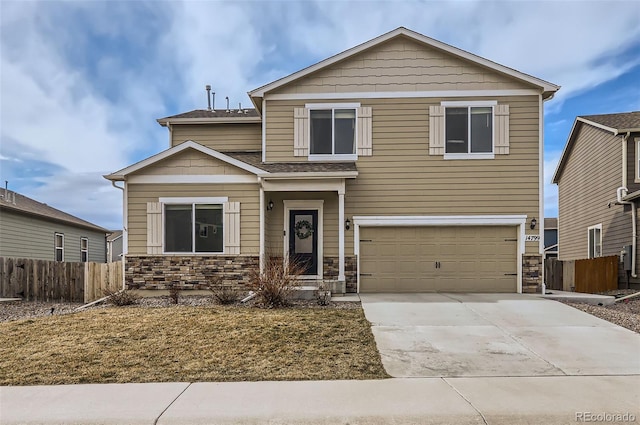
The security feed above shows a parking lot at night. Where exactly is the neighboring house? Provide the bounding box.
[0,189,108,262]
[544,218,558,259]
[107,230,123,262]
[106,27,559,294]
[553,111,640,288]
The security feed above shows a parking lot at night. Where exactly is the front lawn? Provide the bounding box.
[0,306,388,385]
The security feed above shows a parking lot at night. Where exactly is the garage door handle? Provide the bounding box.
[360,239,373,242]
[360,273,373,277]
[504,273,517,276]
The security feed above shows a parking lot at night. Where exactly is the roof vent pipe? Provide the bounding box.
[238,102,242,113]
[205,85,212,110]
[225,96,230,113]
[212,91,215,110]
[4,180,7,200]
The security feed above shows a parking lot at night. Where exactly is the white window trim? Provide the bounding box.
[587,223,603,259]
[306,103,360,161]
[441,100,496,159]
[161,197,229,255]
[635,138,640,183]
[80,237,88,262]
[283,200,324,281]
[55,233,64,262]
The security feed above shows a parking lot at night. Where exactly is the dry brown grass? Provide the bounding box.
[0,306,388,386]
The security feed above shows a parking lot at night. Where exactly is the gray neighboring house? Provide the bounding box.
[107,230,123,262]
[0,189,108,262]
[544,218,558,259]
[553,111,640,287]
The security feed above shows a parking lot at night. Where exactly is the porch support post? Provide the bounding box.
[259,181,265,274]
[338,186,345,282]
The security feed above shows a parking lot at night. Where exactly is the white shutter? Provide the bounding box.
[224,201,240,255]
[293,107,309,157]
[495,104,510,155]
[357,106,373,156]
[146,202,162,254]
[429,105,445,155]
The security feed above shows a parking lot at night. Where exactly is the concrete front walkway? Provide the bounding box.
[2,376,639,424]
[359,293,640,377]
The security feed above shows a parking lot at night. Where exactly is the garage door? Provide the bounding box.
[359,226,517,293]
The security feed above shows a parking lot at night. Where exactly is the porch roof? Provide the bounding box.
[224,151,358,174]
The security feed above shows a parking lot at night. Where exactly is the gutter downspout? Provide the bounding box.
[616,185,637,278]
[111,181,127,289]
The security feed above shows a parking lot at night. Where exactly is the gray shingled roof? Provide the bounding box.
[159,109,260,120]
[580,111,640,132]
[224,151,357,173]
[0,191,108,232]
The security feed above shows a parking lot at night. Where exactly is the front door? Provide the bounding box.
[289,210,318,275]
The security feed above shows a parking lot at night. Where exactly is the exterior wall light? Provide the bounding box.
[345,218,351,230]
[267,200,274,211]
[530,217,537,230]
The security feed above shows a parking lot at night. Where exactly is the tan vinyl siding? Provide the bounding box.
[265,95,540,254]
[126,183,259,255]
[0,209,106,262]
[272,37,534,95]
[557,124,628,261]
[171,123,261,151]
[139,149,254,176]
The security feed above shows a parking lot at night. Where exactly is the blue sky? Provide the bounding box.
[1,1,640,230]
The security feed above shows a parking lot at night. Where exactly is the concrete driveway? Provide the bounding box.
[360,293,640,378]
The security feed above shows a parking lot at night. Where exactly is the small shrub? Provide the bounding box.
[103,288,139,306]
[210,284,240,305]
[315,282,332,306]
[169,286,180,305]
[248,256,305,308]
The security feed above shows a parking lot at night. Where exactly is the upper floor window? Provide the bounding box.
[587,224,602,259]
[55,233,64,262]
[310,108,356,156]
[80,237,88,262]
[445,107,493,154]
[430,101,506,159]
[164,203,224,253]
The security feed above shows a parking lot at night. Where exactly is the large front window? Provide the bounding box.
[310,108,356,156]
[165,204,223,253]
[445,106,493,154]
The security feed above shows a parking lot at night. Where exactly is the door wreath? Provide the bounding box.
[294,219,314,239]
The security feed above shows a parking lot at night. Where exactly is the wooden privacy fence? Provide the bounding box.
[574,255,618,293]
[545,256,618,293]
[0,257,123,303]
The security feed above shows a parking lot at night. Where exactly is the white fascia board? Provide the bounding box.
[157,117,261,126]
[105,140,267,178]
[262,179,345,193]
[128,175,258,184]
[267,89,539,101]
[353,215,527,227]
[249,27,559,98]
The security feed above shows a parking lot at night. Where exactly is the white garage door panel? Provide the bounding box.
[359,226,517,293]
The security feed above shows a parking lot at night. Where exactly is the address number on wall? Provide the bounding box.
[525,235,541,242]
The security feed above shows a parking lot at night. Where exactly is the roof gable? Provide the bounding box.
[270,35,535,96]
[249,27,559,104]
[553,112,640,183]
[139,148,255,177]
[104,141,267,180]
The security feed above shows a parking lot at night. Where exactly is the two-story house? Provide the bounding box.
[553,111,640,288]
[105,27,559,294]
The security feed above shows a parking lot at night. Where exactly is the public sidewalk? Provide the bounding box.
[2,376,639,424]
